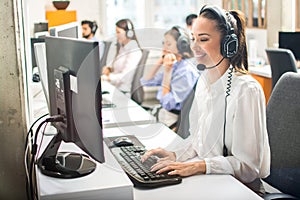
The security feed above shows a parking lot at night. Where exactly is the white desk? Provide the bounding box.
[36,123,262,200]
[101,80,156,128]
[101,80,138,109]
[249,65,272,78]
[103,123,263,200]
[249,64,300,79]
[102,106,156,128]
[36,137,134,200]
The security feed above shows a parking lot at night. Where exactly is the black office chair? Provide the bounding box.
[263,72,300,200]
[100,41,112,69]
[130,49,150,105]
[265,48,297,89]
[174,86,196,139]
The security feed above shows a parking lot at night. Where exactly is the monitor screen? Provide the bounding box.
[37,36,104,178]
[279,32,300,60]
[49,22,80,38]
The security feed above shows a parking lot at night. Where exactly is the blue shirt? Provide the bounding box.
[141,59,200,111]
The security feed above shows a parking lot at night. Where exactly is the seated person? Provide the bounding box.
[102,19,142,93]
[141,5,270,196]
[81,20,104,59]
[140,26,199,127]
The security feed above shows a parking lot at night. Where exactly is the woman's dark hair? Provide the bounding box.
[200,9,248,72]
[164,27,193,59]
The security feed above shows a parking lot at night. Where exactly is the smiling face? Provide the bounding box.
[190,16,223,67]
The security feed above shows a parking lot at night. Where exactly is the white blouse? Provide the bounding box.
[104,40,142,92]
[173,67,271,183]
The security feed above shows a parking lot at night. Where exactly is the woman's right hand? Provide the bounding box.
[162,53,176,68]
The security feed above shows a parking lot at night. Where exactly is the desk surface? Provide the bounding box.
[102,106,156,128]
[101,81,138,109]
[36,123,262,200]
[104,123,263,200]
[36,137,134,200]
[249,65,300,78]
[101,80,156,128]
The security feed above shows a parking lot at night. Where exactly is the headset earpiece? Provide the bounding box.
[200,5,238,58]
[172,26,190,55]
[91,21,98,35]
[126,20,134,39]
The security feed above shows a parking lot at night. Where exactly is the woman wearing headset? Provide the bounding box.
[102,19,142,92]
[140,26,199,127]
[141,5,270,196]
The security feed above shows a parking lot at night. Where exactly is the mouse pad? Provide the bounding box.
[104,135,144,148]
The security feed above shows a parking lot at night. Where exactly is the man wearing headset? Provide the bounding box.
[81,20,104,59]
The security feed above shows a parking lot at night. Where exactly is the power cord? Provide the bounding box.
[25,114,64,200]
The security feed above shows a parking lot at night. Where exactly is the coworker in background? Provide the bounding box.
[140,26,199,127]
[81,20,99,40]
[81,20,104,59]
[102,19,142,92]
[141,5,270,196]
[185,14,197,33]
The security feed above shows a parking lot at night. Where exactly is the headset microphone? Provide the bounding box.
[197,57,225,71]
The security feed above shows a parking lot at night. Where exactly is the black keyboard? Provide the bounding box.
[111,146,182,188]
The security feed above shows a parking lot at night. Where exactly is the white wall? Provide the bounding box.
[27,0,102,38]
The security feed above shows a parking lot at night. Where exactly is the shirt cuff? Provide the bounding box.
[204,158,211,174]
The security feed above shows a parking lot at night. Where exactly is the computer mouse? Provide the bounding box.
[113,137,134,147]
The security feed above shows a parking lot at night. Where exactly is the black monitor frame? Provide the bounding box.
[37,36,104,178]
[279,31,300,60]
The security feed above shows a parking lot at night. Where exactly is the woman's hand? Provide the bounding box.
[154,161,206,177]
[162,53,176,72]
[141,147,206,177]
[102,66,112,76]
[141,147,176,163]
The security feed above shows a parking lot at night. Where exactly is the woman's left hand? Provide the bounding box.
[152,160,206,177]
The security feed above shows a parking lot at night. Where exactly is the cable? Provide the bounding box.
[26,114,64,200]
[25,113,49,200]
[223,66,233,157]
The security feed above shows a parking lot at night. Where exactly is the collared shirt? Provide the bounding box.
[173,67,271,183]
[103,40,142,92]
[140,59,199,111]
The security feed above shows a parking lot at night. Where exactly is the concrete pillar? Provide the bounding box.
[0,0,27,199]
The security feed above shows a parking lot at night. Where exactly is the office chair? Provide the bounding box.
[175,86,196,139]
[100,41,112,69]
[265,48,297,89]
[263,72,300,200]
[130,49,150,105]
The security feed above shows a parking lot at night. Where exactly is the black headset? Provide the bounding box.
[91,21,98,35]
[125,19,135,39]
[199,5,238,58]
[172,26,190,55]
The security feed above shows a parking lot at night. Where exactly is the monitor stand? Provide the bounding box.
[37,132,96,178]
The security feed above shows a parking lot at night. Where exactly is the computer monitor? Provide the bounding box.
[279,32,300,60]
[37,36,104,178]
[31,38,45,70]
[49,22,80,38]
